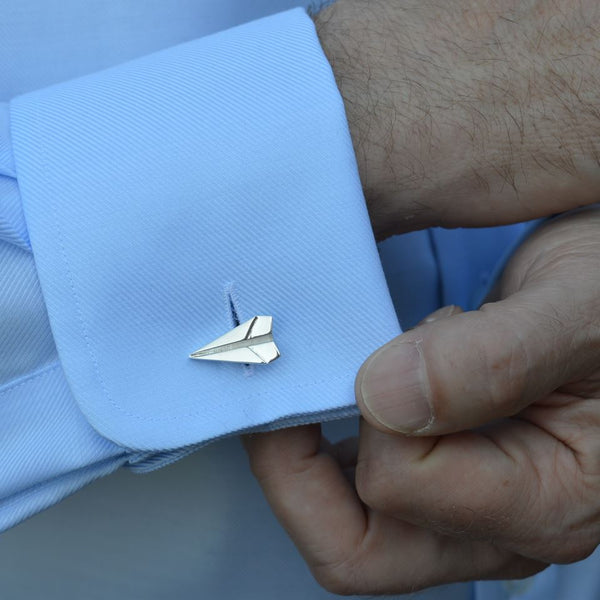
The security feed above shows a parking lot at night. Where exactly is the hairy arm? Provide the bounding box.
[315,0,600,237]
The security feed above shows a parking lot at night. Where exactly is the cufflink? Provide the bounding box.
[189,316,280,364]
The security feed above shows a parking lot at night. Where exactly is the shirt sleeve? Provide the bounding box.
[0,4,399,527]
[1,102,128,531]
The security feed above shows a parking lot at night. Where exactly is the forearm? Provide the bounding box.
[315,0,600,237]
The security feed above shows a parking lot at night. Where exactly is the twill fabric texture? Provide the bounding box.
[1,8,399,530]
[2,2,598,599]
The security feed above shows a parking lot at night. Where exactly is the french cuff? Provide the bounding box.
[10,8,400,452]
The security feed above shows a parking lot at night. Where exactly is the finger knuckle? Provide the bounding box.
[354,456,392,511]
[246,451,276,483]
[313,569,355,596]
[547,536,598,564]
[312,556,364,596]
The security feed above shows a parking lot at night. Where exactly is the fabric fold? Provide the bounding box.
[0,103,29,250]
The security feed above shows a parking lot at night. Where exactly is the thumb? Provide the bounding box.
[355,288,593,436]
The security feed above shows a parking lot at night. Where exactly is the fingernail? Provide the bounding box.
[359,342,432,434]
[422,304,460,324]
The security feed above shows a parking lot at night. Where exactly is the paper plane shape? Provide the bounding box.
[189,316,280,364]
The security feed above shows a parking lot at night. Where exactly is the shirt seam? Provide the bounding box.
[0,361,61,399]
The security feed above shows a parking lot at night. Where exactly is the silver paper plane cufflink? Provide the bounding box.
[189,315,280,364]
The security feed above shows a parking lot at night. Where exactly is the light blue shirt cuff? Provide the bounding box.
[9,8,400,452]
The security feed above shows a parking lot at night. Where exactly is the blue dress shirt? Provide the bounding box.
[1,1,599,599]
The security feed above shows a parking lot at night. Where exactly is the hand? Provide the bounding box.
[315,0,600,238]
[244,208,600,595]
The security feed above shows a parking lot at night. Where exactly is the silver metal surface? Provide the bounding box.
[189,316,280,364]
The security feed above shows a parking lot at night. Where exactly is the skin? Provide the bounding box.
[245,209,600,594]
[315,0,600,239]
[245,1,600,594]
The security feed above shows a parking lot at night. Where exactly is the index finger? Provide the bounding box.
[242,424,542,595]
[243,425,367,576]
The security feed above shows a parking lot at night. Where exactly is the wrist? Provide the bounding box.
[314,1,407,238]
[315,0,600,238]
